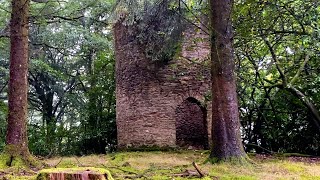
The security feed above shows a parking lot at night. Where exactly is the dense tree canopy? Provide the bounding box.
[0,0,319,156]
[234,0,320,155]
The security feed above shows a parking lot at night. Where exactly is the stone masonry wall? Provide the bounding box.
[114,21,211,149]
[175,97,208,149]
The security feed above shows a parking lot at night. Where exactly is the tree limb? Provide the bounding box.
[285,87,320,129]
[0,22,10,38]
[246,143,274,154]
[31,0,48,3]
[174,11,209,35]
[263,37,287,85]
[0,81,8,94]
[192,162,205,177]
[289,54,309,86]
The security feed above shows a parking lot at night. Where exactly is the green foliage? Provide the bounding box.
[0,0,319,157]
[234,0,320,155]
[25,0,117,156]
[0,1,10,154]
[28,125,49,156]
[0,101,7,151]
[115,0,186,63]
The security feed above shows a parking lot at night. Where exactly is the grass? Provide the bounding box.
[0,151,320,179]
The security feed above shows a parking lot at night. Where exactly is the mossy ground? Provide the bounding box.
[1,151,320,179]
[0,145,43,179]
[0,153,40,179]
[0,145,42,169]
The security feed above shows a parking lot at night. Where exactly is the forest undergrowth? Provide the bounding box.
[0,150,320,179]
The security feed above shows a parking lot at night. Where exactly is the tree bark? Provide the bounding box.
[3,0,38,167]
[209,0,247,162]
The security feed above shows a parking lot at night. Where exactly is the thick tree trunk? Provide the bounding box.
[2,0,38,167]
[43,91,56,153]
[31,73,57,154]
[209,0,247,162]
[6,0,30,152]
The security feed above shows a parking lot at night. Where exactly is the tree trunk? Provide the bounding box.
[31,72,57,155]
[209,0,247,163]
[42,91,56,154]
[2,0,38,168]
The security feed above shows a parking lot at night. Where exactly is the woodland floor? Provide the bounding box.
[1,151,320,179]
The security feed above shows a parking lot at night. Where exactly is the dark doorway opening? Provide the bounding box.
[175,97,208,149]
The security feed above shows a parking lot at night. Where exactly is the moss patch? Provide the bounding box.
[0,146,43,179]
[0,153,41,169]
[0,145,42,169]
[3,175,37,180]
[0,153,11,169]
[282,162,305,173]
[206,154,253,166]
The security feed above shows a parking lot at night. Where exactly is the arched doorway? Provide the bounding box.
[175,97,208,149]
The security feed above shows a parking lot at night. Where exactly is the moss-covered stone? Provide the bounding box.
[36,167,114,180]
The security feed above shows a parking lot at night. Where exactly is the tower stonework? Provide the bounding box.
[114,21,211,149]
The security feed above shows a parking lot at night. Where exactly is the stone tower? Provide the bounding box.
[114,21,211,149]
